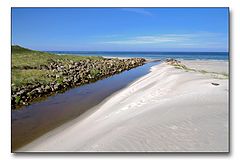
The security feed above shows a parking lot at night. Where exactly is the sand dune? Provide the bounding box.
[19,60,229,152]
[181,60,228,74]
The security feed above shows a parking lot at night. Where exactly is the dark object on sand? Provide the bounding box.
[211,82,220,86]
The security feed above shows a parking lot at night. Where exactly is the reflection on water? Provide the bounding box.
[11,61,159,151]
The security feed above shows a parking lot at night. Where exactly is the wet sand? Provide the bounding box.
[12,61,159,151]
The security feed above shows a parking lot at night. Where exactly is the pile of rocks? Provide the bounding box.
[11,58,146,109]
[165,58,188,69]
[165,58,181,65]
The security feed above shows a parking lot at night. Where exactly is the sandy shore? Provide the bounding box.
[18,60,229,152]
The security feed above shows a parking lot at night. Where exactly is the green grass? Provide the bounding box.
[11,45,103,87]
[170,62,228,79]
[12,45,103,69]
[90,69,101,77]
[12,69,53,87]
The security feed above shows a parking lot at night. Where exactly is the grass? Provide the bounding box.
[171,62,228,79]
[11,45,103,87]
[90,69,101,77]
[12,45,103,69]
[12,69,53,87]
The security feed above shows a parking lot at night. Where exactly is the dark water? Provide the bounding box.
[11,61,159,151]
[49,51,228,60]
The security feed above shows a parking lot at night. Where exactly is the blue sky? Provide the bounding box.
[12,8,229,52]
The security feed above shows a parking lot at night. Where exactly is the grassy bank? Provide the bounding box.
[12,45,103,87]
[11,45,145,109]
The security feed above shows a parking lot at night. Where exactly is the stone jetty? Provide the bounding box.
[11,58,146,109]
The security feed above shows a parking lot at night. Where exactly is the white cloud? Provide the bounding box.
[101,33,226,48]
[103,34,192,44]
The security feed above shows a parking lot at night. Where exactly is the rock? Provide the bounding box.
[53,83,62,90]
[68,64,73,69]
[211,83,220,86]
[165,58,181,66]
[41,85,45,89]
[29,89,38,96]
[57,66,62,71]
[39,65,49,70]
[56,74,60,78]
[22,102,28,105]
[74,62,80,66]
[44,85,51,92]
[35,87,43,93]
[12,57,146,109]
[50,85,55,91]
[131,60,135,65]
[16,90,25,96]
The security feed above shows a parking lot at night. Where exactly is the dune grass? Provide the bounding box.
[172,62,228,79]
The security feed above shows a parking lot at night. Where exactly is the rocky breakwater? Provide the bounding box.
[165,58,187,69]
[165,58,181,65]
[11,58,146,109]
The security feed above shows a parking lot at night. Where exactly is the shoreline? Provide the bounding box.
[12,46,146,109]
[12,61,159,151]
[18,59,229,152]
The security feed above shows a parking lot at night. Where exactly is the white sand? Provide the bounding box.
[19,60,229,152]
[181,60,229,74]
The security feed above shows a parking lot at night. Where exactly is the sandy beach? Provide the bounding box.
[18,60,229,152]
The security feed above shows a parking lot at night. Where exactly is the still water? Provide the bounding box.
[12,61,159,151]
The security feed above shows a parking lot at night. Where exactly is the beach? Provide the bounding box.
[11,61,158,151]
[18,59,229,152]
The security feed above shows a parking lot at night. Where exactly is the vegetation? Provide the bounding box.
[12,45,103,87]
[12,69,52,87]
[90,69,101,77]
[11,45,146,109]
[170,61,228,79]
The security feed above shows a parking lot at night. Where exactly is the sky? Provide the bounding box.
[12,8,229,52]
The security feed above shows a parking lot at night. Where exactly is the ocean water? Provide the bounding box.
[49,51,229,60]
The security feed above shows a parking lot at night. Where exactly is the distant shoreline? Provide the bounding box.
[48,51,229,61]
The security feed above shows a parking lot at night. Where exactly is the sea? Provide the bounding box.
[49,51,229,60]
